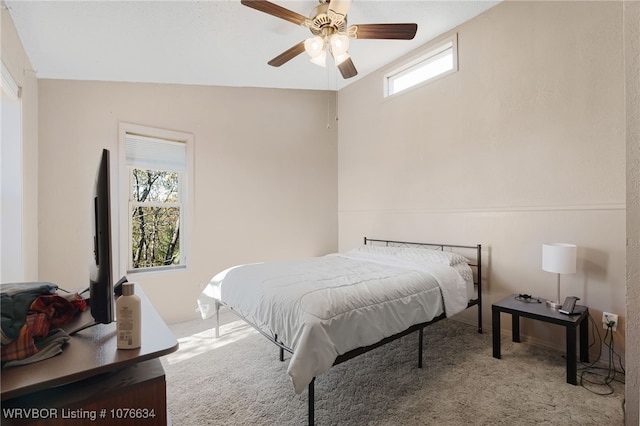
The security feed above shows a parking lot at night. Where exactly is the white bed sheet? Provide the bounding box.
[198,250,473,394]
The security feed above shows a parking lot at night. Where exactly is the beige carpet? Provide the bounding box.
[162,308,624,425]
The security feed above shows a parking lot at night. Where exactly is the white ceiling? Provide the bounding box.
[6,0,499,91]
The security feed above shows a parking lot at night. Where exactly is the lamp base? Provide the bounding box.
[546,300,562,309]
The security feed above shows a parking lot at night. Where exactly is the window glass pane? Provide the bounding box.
[131,206,181,268]
[385,35,457,97]
[390,50,453,95]
[131,169,179,203]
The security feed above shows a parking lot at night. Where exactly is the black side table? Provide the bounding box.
[492,294,589,385]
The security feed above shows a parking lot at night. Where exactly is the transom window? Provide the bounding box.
[384,34,458,98]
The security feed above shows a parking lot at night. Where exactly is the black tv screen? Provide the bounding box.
[89,149,114,324]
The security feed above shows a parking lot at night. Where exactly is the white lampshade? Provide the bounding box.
[542,243,577,274]
[304,36,325,57]
[330,34,350,55]
[309,49,327,67]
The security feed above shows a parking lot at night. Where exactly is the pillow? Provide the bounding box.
[351,245,469,266]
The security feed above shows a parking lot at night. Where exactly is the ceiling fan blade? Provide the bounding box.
[328,0,351,26]
[337,57,358,79]
[267,41,306,67]
[240,0,308,26]
[348,23,418,40]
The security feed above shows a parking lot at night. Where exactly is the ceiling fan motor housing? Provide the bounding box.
[309,3,346,36]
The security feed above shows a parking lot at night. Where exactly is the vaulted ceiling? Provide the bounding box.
[6,1,499,91]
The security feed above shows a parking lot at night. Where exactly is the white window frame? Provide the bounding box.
[384,33,458,98]
[118,123,194,274]
[1,60,24,282]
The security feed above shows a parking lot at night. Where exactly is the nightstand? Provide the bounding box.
[492,294,589,385]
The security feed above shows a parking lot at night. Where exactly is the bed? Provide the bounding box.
[197,238,482,424]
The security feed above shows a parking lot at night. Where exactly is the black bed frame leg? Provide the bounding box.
[308,378,315,425]
[418,327,424,368]
[477,244,483,334]
[274,334,285,361]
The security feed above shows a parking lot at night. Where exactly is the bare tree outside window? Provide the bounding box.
[130,169,181,269]
[121,125,191,272]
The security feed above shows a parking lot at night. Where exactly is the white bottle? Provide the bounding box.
[116,283,141,349]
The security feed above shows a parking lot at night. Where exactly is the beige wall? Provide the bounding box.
[1,2,39,281]
[338,0,627,359]
[6,0,638,421]
[624,1,640,424]
[37,81,338,323]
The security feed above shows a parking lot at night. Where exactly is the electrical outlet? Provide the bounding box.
[602,312,618,332]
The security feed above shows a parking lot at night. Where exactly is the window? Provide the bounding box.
[384,34,458,97]
[119,124,193,273]
[1,61,24,282]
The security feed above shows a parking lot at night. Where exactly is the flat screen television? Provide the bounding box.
[89,148,115,324]
[72,149,126,334]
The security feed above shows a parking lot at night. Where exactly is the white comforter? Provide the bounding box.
[198,248,472,394]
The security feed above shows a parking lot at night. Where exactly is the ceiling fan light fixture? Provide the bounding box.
[309,49,327,67]
[304,36,325,57]
[329,33,350,55]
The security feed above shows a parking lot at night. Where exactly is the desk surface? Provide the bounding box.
[1,284,178,401]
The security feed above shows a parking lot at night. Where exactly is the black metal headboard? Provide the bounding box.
[363,237,483,333]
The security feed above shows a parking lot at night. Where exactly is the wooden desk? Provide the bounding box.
[1,284,178,425]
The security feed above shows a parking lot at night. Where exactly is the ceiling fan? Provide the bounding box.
[240,0,418,79]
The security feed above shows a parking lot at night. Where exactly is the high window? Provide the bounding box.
[384,34,458,98]
[119,124,193,273]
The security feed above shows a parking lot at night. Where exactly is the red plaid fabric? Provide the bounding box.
[1,313,50,361]
[1,293,86,363]
[30,294,84,327]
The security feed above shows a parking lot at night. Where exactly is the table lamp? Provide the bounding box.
[542,243,577,309]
